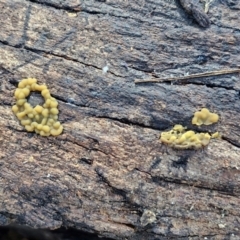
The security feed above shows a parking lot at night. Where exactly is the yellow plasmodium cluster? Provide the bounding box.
[160,125,211,150]
[12,78,63,136]
[160,108,220,150]
[192,108,219,126]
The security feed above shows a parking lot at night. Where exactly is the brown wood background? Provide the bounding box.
[0,0,240,239]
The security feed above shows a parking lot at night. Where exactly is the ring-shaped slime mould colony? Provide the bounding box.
[160,108,220,150]
[12,78,63,136]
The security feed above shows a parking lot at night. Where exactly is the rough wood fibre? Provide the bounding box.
[0,0,240,239]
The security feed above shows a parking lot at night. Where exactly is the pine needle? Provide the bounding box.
[134,68,240,84]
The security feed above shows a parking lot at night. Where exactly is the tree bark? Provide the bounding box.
[0,0,240,239]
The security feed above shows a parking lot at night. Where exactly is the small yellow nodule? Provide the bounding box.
[192,108,219,126]
[211,132,221,139]
[34,105,43,113]
[12,105,19,114]
[12,78,63,136]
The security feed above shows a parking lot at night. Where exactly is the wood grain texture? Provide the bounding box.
[0,0,240,239]
[179,0,210,28]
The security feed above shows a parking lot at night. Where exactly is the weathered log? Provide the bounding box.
[0,0,240,239]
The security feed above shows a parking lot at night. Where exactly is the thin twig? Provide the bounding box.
[204,0,215,13]
[134,68,240,84]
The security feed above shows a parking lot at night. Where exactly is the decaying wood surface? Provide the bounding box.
[0,0,240,239]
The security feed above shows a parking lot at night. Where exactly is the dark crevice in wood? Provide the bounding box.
[133,168,152,177]
[0,40,105,75]
[149,157,162,171]
[26,0,81,12]
[222,135,240,148]
[171,155,189,171]
[52,227,116,240]
[127,64,153,73]
[94,115,162,131]
[78,157,93,165]
[0,102,12,107]
[95,167,128,200]
[24,44,123,77]
[51,94,91,109]
[23,46,102,71]
[8,78,19,87]
[17,4,32,48]
[26,0,132,20]
[110,221,136,231]
[76,8,106,16]
[94,167,142,212]
[25,45,123,78]
[63,135,117,159]
[0,225,116,240]
[92,147,117,159]
[63,136,98,153]
[213,21,240,31]
[172,81,239,91]
[0,66,12,75]
[0,40,23,49]
[151,176,238,197]
[6,125,26,133]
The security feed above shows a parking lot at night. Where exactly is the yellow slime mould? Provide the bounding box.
[211,132,221,139]
[12,78,63,136]
[192,108,219,126]
[160,125,211,150]
[160,108,220,150]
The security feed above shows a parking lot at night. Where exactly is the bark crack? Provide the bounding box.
[23,46,103,71]
[94,115,161,131]
[134,168,239,197]
[26,0,81,12]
